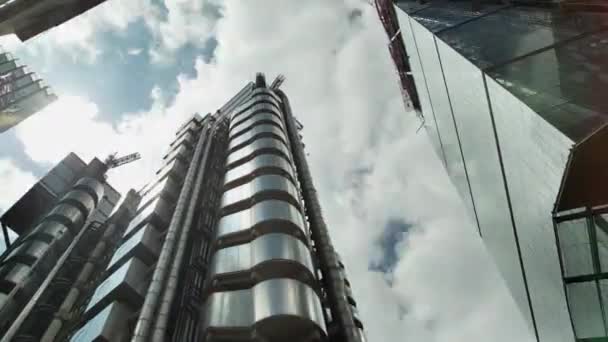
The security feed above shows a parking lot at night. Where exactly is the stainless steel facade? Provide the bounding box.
[62,76,363,342]
[200,88,326,341]
[394,1,608,341]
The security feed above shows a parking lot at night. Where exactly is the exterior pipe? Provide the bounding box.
[40,222,119,341]
[43,190,139,341]
[276,89,363,342]
[151,123,213,342]
[131,124,208,342]
[1,220,94,342]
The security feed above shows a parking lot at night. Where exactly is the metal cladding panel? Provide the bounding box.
[174,121,200,140]
[70,301,132,342]
[163,143,192,163]
[74,177,105,205]
[231,113,285,138]
[486,75,575,341]
[221,174,300,210]
[216,199,307,244]
[249,88,282,103]
[202,278,326,341]
[0,262,31,287]
[231,102,282,129]
[138,176,180,208]
[227,137,291,168]
[86,257,147,315]
[140,158,187,195]
[209,233,316,289]
[4,239,51,265]
[47,203,86,232]
[61,189,97,216]
[108,223,161,270]
[232,92,281,119]
[229,124,288,151]
[224,154,294,188]
[32,220,72,247]
[170,130,196,150]
[123,196,173,238]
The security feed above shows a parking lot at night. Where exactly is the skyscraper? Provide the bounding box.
[391,1,608,341]
[0,50,57,132]
[0,74,365,342]
[0,0,109,41]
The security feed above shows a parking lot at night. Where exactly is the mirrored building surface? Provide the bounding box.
[393,1,608,341]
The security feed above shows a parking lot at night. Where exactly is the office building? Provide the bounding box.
[0,74,364,342]
[0,0,109,41]
[390,1,608,341]
[0,50,57,133]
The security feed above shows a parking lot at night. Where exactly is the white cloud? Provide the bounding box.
[146,0,219,64]
[0,159,36,212]
[0,0,218,64]
[0,0,159,64]
[9,1,535,341]
[127,48,143,56]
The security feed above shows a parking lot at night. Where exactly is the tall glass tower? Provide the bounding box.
[0,74,365,342]
[392,1,608,341]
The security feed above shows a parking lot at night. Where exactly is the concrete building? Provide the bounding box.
[393,1,608,341]
[0,74,365,342]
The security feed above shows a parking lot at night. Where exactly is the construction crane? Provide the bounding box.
[374,0,421,113]
[104,152,141,169]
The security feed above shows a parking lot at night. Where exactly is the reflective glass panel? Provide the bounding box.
[87,259,132,310]
[231,103,282,129]
[490,31,608,141]
[412,2,503,33]
[438,7,606,69]
[558,218,594,278]
[224,154,294,186]
[227,137,291,168]
[596,215,608,273]
[231,113,284,138]
[567,281,605,339]
[109,228,145,269]
[71,304,112,342]
[228,124,287,151]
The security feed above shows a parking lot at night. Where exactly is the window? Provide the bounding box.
[558,218,594,277]
[567,281,606,339]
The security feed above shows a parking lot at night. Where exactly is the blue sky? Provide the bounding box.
[0,1,534,341]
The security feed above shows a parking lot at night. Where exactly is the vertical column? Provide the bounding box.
[277,89,365,342]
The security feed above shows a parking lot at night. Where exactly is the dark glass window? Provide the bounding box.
[439,7,606,69]
[490,31,608,141]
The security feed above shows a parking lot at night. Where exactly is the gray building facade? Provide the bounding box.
[394,1,608,341]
